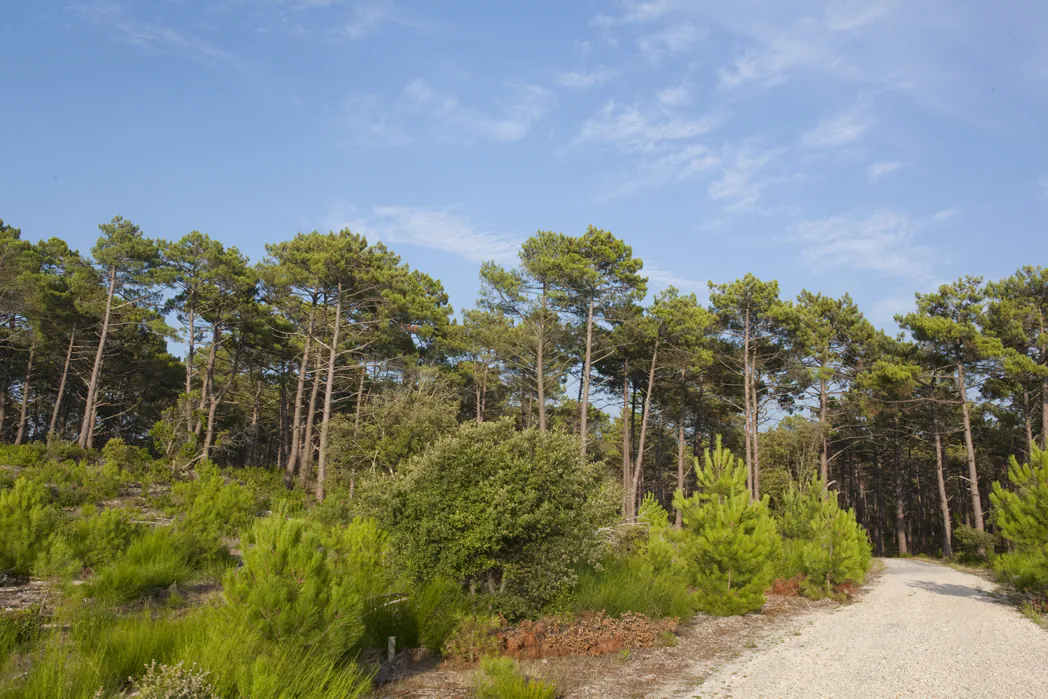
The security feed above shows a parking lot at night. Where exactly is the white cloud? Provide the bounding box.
[573,100,721,152]
[555,68,619,89]
[802,99,873,148]
[405,80,555,143]
[342,1,391,39]
[644,263,707,292]
[326,204,519,264]
[656,85,692,107]
[707,144,785,212]
[638,23,706,58]
[791,208,956,280]
[868,160,905,180]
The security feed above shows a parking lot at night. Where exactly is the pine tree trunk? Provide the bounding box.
[622,357,631,517]
[285,301,317,484]
[955,361,985,531]
[752,370,761,499]
[819,374,829,488]
[874,454,886,557]
[194,327,220,437]
[742,309,753,493]
[536,284,548,433]
[300,342,323,488]
[184,302,195,432]
[630,337,659,519]
[894,416,908,556]
[202,341,242,458]
[80,266,116,449]
[579,296,595,459]
[1023,385,1035,460]
[49,326,76,444]
[316,284,342,502]
[0,357,8,441]
[675,368,686,529]
[934,426,952,557]
[354,363,366,435]
[14,339,36,445]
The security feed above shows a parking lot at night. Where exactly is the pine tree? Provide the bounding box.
[674,436,779,615]
[990,447,1048,595]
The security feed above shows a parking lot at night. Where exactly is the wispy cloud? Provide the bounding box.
[573,100,721,152]
[76,3,240,68]
[325,204,519,264]
[342,1,391,39]
[869,160,905,180]
[637,23,706,58]
[342,80,555,146]
[555,68,620,90]
[707,144,785,212]
[644,263,707,292]
[802,98,873,148]
[791,208,957,280]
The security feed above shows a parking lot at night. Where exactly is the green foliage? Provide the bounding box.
[674,437,780,616]
[0,477,60,576]
[474,656,556,699]
[574,555,695,619]
[776,479,871,597]
[131,660,219,699]
[223,511,363,656]
[385,419,616,618]
[20,458,126,507]
[36,506,142,579]
[171,463,258,559]
[990,448,1048,595]
[86,527,195,604]
[953,525,996,564]
[442,614,504,662]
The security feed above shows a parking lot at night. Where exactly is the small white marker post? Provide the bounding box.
[387,635,396,662]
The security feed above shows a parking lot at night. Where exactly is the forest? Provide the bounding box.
[1,215,1047,698]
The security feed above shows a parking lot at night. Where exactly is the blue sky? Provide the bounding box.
[3,0,1047,328]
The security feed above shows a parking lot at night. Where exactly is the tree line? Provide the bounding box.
[1,216,1045,557]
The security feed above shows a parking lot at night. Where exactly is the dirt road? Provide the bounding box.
[683,558,1048,698]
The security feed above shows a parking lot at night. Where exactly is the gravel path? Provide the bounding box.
[689,558,1048,699]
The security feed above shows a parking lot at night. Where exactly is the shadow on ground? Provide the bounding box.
[907,580,1007,604]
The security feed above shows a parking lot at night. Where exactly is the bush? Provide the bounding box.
[0,478,60,576]
[131,660,219,699]
[442,614,504,663]
[171,463,259,560]
[474,656,556,699]
[21,458,125,507]
[776,478,871,597]
[953,524,996,564]
[674,437,780,616]
[86,527,195,604]
[990,447,1048,595]
[223,511,363,657]
[36,506,143,579]
[383,419,617,618]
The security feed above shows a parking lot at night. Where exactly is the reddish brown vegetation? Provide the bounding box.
[768,575,804,597]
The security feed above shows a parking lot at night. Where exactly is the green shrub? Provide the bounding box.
[223,511,363,657]
[474,656,556,699]
[776,478,871,597]
[36,506,143,580]
[0,443,48,468]
[100,438,150,476]
[1,608,43,662]
[442,614,504,663]
[21,458,126,507]
[674,437,780,616]
[990,447,1048,595]
[171,463,259,560]
[0,477,60,576]
[86,527,195,604]
[383,419,617,618]
[130,660,219,699]
[953,524,996,564]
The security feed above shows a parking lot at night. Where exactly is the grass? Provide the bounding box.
[475,656,556,699]
[85,528,195,605]
[574,556,695,619]
[1020,602,1048,630]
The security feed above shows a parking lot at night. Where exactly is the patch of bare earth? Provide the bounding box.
[371,594,847,699]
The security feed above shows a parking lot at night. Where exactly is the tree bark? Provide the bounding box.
[536,283,548,433]
[184,301,196,432]
[80,266,116,449]
[285,301,317,484]
[933,426,953,557]
[202,340,242,458]
[629,337,659,519]
[14,339,36,445]
[300,341,323,489]
[354,362,366,435]
[49,326,76,444]
[675,368,686,529]
[1022,385,1035,460]
[894,416,908,555]
[316,283,343,502]
[579,296,595,459]
[819,374,829,488]
[622,357,631,517]
[194,327,220,436]
[742,309,753,493]
[955,361,985,531]
[873,454,886,557]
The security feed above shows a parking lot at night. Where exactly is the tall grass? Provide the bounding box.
[474,656,556,699]
[573,556,695,618]
[86,528,194,604]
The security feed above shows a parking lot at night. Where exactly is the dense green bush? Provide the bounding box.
[474,656,556,699]
[0,477,60,576]
[674,437,780,616]
[990,448,1048,596]
[223,511,364,656]
[36,506,143,579]
[21,458,126,507]
[171,463,259,560]
[383,419,617,618]
[86,527,195,604]
[953,524,996,564]
[776,478,871,597]
[574,495,695,618]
